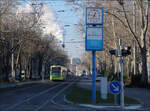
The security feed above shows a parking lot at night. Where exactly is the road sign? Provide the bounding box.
[85,6,104,103]
[110,81,121,94]
[86,7,103,25]
[85,26,103,50]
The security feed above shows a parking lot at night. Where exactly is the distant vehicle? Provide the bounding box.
[32,75,40,80]
[96,74,102,81]
[50,65,67,81]
[15,73,21,80]
[8,73,20,80]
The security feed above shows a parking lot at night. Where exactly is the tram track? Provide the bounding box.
[1,81,57,109]
[35,81,76,111]
[2,79,77,111]
[2,82,65,111]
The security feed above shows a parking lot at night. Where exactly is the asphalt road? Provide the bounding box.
[0,80,119,111]
[1,79,149,111]
[0,80,76,111]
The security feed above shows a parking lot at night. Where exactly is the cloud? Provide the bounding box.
[40,4,63,41]
[17,3,63,42]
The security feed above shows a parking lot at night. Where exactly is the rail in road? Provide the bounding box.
[0,80,76,111]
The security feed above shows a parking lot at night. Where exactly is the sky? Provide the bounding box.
[17,0,85,59]
[47,1,85,59]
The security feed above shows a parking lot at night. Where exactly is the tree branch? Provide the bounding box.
[105,11,128,28]
[144,0,149,34]
[121,1,142,50]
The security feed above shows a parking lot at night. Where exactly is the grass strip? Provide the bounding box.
[66,86,140,104]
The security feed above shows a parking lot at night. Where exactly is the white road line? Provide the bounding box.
[50,82,75,107]
[35,81,75,111]
[2,82,65,111]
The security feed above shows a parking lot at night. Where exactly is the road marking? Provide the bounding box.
[2,82,65,111]
[35,81,75,111]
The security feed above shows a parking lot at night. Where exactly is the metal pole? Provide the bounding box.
[92,50,96,103]
[119,39,124,109]
[12,38,15,80]
[133,0,137,75]
[114,94,117,105]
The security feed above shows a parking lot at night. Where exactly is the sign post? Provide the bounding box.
[92,51,96,102]
[119,38,124,109]
[85,7,103,103]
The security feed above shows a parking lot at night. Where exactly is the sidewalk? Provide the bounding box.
[124,88,150,109]
[0,80,49,89]
[76,79,150,110]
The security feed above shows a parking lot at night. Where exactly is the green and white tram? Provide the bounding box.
[50,65,67,81]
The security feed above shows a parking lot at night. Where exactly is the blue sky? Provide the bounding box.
[18,0,85,59]
[47,1,85,59]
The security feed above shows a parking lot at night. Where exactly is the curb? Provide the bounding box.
[64,95,73,105]
[63,94,143,110]
[64,95,142,110]
[79,104,143,110]
[64,81,144,110]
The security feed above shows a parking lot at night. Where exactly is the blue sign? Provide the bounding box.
[86,7,103,25]
[110,81,121,94]
[85,26,103,51]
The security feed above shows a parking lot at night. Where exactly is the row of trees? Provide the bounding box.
[70,0,150,86]
[0,0,68,82]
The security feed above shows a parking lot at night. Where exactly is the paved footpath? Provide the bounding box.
[124,88,150,110]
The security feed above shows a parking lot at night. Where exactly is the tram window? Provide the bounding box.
[52,67,61,76]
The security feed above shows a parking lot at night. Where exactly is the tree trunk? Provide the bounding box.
[38,55,43,80]
[141,48,148,86]
[19,54,22,78]
[0,56,2,82]
[4,53,10,82]
[29,58,33,80]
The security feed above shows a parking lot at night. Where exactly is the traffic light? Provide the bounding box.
[109,50,117,56]
[62,44,65,48]
[121,46,131,56]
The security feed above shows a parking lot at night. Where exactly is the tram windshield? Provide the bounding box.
[52,67,61,76]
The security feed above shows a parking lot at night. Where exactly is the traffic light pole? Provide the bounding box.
[119,39,124,109]
[109,39,131,109]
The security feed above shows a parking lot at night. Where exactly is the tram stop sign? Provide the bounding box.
[85,7,103,51]
[110,81,121,94]
[85,27,103,51]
